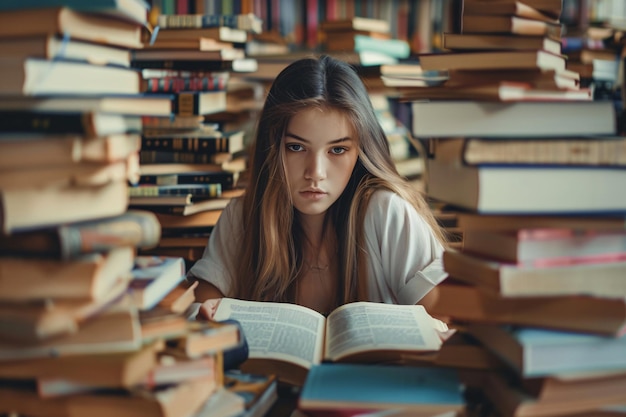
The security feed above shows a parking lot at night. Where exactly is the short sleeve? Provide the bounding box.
[363,190,446,305]
[186,197,244,296]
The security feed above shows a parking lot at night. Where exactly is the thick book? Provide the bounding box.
[319,17,390,33]
[298,363,464,417]
[0,340,161,388]
[138,170,236,189]
[154,210,223,229]
[0,95,172,116]
[430,281,626,336]
[325,35,410,59]
[0,180,129,234]
[156,13,263,33]
[171,91,227,116]
[461,14,562,37]
[0,35,131,67]
[456,212,626,232]
[213,298,447,386]
[133,194,236,216]
[453,136,626,167]
[467,324,626,377]
[0,0,149,25]
[0,57,142,96]
[0,7,143,48]
[129,256,186,311]
[443,249,626,298]
[142,130,245,154]
[483,371,626,417]
[133,47,246,63]
[0,246,135,301]
[463,0,559,22]
[128,183,222,198]
[418,50,566,72]
[463,228,626,264]
[411,100,616,138]
[0,210,160,260]
[399,81,591,102]
[0,110,141,136]
[442,33,561,54]
[0,298,142,361]
[0,278,128,343]
[140,150,233,165]
[148,26,248,44]
[463,0,563,17]
[132,57,258,72]
[0,134,140,171]
[426,157,626,214]
[66,377,215,417]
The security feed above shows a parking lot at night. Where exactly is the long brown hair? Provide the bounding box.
[230,55,446,304]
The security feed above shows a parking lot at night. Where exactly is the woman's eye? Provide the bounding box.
[330,147,347,155]
[287,144,305,152]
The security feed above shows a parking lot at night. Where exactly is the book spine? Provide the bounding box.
[157,13,262,32]
[140,150,227,164]
[138,172,234,188]
[143,74,228,93]
[0,112,95,136]
[142,136,232,153]
[128,184,222,197]
[132,60,232,72]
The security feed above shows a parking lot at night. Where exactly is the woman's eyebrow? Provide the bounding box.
[285,132,352,144]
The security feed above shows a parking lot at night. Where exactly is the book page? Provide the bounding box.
[324,302,443,362]
[213,298,326,369]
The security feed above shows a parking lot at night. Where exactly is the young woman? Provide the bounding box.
[187,55,448,316]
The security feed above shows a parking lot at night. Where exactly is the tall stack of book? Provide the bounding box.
[130,11,261,263]
[404,1,626,415]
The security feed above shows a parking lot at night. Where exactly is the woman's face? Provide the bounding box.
[283,107,359,217]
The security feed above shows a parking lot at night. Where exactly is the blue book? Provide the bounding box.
[0,0,149,25]
[298,363,465,416]
[468,324,626,377]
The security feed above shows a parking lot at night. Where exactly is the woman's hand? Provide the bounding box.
[198,298,222,320]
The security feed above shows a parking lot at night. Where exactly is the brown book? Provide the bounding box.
[148,26,248,43]
[67,378,216,417]
[0,180,130,233]
[461,14,562,37]
[399,81,591,101]
[0,96,172,116]
[213,298,446,386]
[0,7,142,48]
[0,341,162,388]
[133,47,246,62]
[445,68,579,90]
[163,320,243,359]
[319,17,390,34]
[155,210,223,228]
[0,57,141,96]
[0,297,142,361]
[0,246,135,301]
[0,35,131,66]
[418,50,566,71]
[430,281,626,336]
[463,0,563,17]
[443,249,626,298]
[456,212,626,232]
[0,279,128,342]
[463,0,559,23]
[144,36,234,51]
[442,33,561,54]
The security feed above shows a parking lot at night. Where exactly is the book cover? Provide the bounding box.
[129,256,186,311]
[298,363,464,416]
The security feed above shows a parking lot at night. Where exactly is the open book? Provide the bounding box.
[213,298,447,386]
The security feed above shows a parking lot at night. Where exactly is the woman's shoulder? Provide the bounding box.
[366,188,413,214]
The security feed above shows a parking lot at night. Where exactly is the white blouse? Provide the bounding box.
[187,189,447,305]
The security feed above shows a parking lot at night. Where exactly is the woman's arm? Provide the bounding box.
[189,277,225,302]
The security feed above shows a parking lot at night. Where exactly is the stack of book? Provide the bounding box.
[319,16,411,67]
[397,0,590,101]
[406,1,626,415]
[130,11,262,263]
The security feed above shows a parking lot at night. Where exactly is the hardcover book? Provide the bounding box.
[213,298,447,386]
